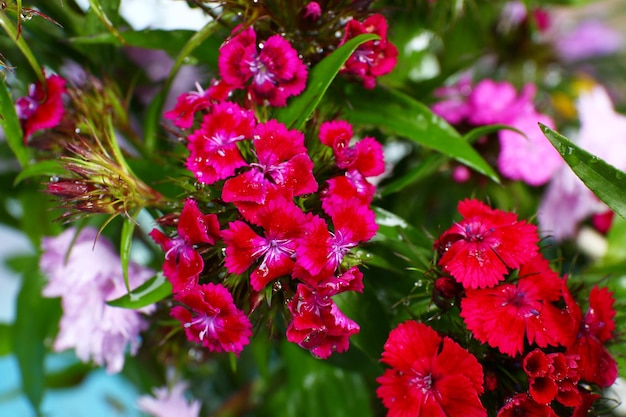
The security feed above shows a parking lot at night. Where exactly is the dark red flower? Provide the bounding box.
[171,283,252,354]
[164,83,212,129]
[497,394,557,417]
[218,26,308,106]
[561,283,617,387]
[376,320,486,417]
[286,284,359,359]
[523,349,582,407]
[339,14,398,89]
[460,255,566,356]
[149,199,221,292]
[16,72,66,141]
[186,101,256,184]
[435,199,539,289]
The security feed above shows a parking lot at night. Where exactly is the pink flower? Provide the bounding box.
[150,199,221,293]
[303,2,322,20]
[286,284,359,359]
[15,72,66,141]
[339,14,398,89]
[171,283,252,355]
[431,75,473,124]
[435,199,539,289]
[376,320,486,417]
[137,381,201,417]
[40,227,154,373]
[186,101,256,184]
[467,79,520,125]
[218,26,308,106]
[497,109,563,185]
[460,255,566,356]
[222,119,318,207]
[555,20,622,62]
[222,198,306,291]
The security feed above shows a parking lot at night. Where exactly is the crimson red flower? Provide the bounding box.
[561,283,617,388]
[218,26,308,106]
[497,394,557,417]
[221,198,306,291]
[171,283,252,354]
[286,283,359,359]
[460,255,566,356]
[339,14,398,89]
[222,119,318,208]
[149,199,220,292]
[435,199,539,289]
[376,320,486,417]
[186,101,256,184]
[16,72,66,141]
[523,349,582,407]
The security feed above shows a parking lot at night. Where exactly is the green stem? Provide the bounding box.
[0,11,43,81]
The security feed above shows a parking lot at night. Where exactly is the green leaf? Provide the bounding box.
[13,160,64,185]
[0,12,44,81]
[11,263,62,414]
[144,19,222,151]
[0,77,28,167]
[274,33,379,130]
[541,124,626,220]
[342,87,500,183]
[106,273,172,309]
[120,214,137,293]
[462,123,526,143]
[0,324,11,356]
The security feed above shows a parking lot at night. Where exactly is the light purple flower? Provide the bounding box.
[431,74,472,124]
[40,227,154,373]
[137,381,201,417]
[539,86,626,240]
[555,20,622,62]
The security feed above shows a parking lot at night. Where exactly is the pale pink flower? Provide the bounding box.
[40,227,154,373]
[555,20,622,62]
[137,381,201,417]
[539,86,626,240]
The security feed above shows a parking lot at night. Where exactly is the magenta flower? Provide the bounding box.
[149,199,221,292]
[186,101,256,184]
[467,79,520,125]
[435,199,539,289]
[286,283,359,359]
[460,255,566,356]
[171,283,252,355]
[222,119,318,206]
[15,72,66,141]
[40,227,154,373]
[137,381,201,417]
[164,83,212,129]
[339,14,398,89]
[295,200,377,278]
[218,26,308,106]
[431,75,473,124]
[303,2,322,20]
[377,320,486,417]
[222,198,306,291]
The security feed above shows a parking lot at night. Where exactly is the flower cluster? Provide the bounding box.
[377,199,618,416]
[151,15,389,359]
[432,78,563,186]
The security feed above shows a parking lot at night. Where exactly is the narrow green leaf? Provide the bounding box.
[0,324,11,356]
[0,77,28,167]
[12,265,62,414]
[342,87,500,183]
[0,12,44,81]
[462,123,526,143]
[13,160,64,185]
[144,19,221,151]
[120,214,137,293]
[274,33,379,130]
[541,124,626,220]
[106,273,172,309]
[87,0,125,44]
